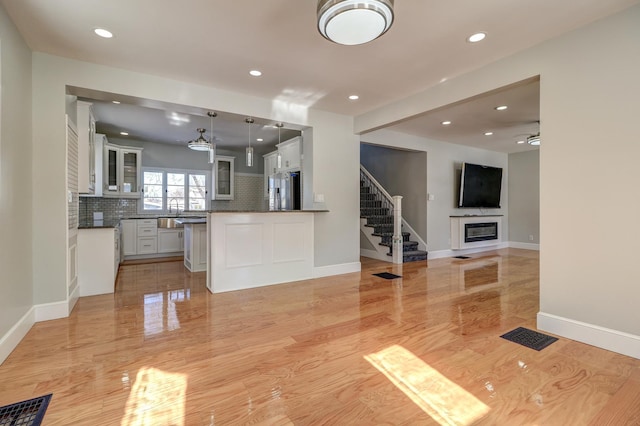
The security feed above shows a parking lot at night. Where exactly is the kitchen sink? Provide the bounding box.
[157,217,184,228]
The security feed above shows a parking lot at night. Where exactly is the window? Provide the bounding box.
[141,168,210,213]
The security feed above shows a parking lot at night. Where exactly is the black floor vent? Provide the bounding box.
[453,255,471,259]
[501,327,558,351]
[0,394,52,426]
[372,272,402,280]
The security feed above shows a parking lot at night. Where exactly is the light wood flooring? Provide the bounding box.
[1,249,639,425]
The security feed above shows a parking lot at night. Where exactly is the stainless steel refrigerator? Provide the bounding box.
[268,171,301,210]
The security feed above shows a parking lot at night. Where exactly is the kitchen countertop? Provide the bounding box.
[184,210,329,214]
[78,220,120,229]
[174,217,207,225]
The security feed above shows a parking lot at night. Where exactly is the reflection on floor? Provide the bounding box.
[1,249,639,424]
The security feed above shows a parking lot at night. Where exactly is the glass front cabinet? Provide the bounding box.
[104,144,143,198]
[212,155,234,200]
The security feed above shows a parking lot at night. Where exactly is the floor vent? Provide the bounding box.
[0,394,52,426]
[453,255,471,259]
[501,327,558,351]
[372,272,402,280]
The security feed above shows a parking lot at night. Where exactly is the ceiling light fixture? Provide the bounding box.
[94,28,113,38]
[276,122,284,169]
[207,112,217,163]
[249,70,262,77]
[495,105,508,111]
[516,140,525,144]
[112,100,121,104]
[348,95,359,100]
[527,134,541,146]
[484,132,493,136]
[246,117,255,167]
[317,0,394,46]
[188,128,210,152]
[441,121,452,125]
[467,32,486,43]
[120,132,129,136]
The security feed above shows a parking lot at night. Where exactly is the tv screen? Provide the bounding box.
[458,163,502,208]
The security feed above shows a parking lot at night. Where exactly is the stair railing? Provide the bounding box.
[360,165,403,263]
[361,165,429,257]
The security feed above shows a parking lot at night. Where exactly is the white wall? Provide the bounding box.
[508,150,539,245]
[0,4,33,358]
[357,5,640,355]
[31,53,359,306]
[361,130,508,253]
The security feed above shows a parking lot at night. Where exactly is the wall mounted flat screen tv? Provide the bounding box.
[458,162,503,208]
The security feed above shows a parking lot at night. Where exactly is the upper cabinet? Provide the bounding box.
[277,136,301,172]
[77,101,96,194]
[263,151,277,197]
[103,143,143,198]
[212,155,234,200]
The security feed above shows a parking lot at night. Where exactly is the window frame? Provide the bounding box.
[139,167,210,214]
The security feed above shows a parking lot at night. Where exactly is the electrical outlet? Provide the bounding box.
[529,235,534,241]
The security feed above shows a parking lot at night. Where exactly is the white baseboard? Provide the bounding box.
[0,307,35,365]
[313,261,361,278]
[538,312,640,359]
[509,241,540,250]
[35,300,69,322]
[360,249,392,263]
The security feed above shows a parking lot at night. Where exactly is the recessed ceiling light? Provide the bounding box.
[112,100,121,104]
[484,132,493,136]
[516,140,525,144]
[441,121,452,125]
[467,32,486,43]
[495,105,508,111]
[348,95,359,100]
[249,70,262,77]
[94,28,113,38]
[120,132,129,136]
[256,138,263,142]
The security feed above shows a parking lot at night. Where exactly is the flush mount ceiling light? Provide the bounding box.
[188,127,210,152]
[249,70,262,77]
[441,121,452,126]
[317,0,394,46]
[348,95,359,100]
[527,133,541,146]
[484,132,494,136]
[495,105,508,111]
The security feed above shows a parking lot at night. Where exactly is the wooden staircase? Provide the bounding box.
[360,180,428,263]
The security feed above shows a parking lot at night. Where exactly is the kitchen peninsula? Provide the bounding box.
[203,210,327,293]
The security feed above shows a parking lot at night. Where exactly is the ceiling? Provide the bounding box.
[3,0,637,153]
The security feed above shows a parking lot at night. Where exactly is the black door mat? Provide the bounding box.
[0,394,52,426]
[373,272,402,280]
[454,255,471,259]
[501,327,558,351]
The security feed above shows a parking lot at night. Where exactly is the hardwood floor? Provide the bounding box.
[1,249,639,425]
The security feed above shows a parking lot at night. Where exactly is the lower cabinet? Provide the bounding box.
[184,223,207,272]
[78,228,118,297]
[158,229,184,253]
[121,220,137,256]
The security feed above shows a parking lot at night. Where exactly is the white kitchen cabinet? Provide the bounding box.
[137,237,158,254]
[212,155,234,200]
[277,136,301,172]
[77,101,96,194]
[104,143,142,198]
[121,220,137,256]
[136,218,157,254]
[158,229,184,253]
[263,151,277,198]
[78,228,118,297]
[184,223,207,272]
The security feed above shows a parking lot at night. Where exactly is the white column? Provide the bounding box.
[392,195,403,264]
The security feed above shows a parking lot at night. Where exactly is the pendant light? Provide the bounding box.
[208,111,217,164]
[275,122,284,169]
[245,117,255,167]
[317,0,394,46]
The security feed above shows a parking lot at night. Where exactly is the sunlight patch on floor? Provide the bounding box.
[121,367,187,426]
[365,345,490,425]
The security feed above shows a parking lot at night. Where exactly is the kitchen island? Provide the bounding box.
[204,210,326,293]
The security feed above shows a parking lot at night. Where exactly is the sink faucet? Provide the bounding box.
[169,198,181,216]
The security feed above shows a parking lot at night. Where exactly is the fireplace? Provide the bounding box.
[465,222,498,243]
[450,215,502,250]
